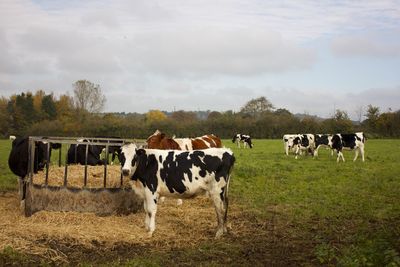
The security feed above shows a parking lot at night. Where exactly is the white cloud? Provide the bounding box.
[332,35,400,58]
[0,0,399,117]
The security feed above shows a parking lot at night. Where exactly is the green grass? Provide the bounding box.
[1,138,399,265]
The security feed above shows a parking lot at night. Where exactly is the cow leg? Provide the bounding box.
[144,192,158,237]
[339,151,345,162]
[336,150,341,163]
[353,148,359,162]
[314,147,319,157]
[285,145,289,156]
[143,199,150,232]
[360,146,365,162]
[209,190,227,238]
[295,146,300,159]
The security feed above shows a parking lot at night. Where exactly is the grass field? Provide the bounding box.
[0,139,399,266]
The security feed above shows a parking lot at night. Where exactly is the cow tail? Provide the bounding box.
[223,155,235,223]
[223,175,230,223]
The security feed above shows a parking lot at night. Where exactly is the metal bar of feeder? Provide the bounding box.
[84,143,89,187]
[64,145,69,187]
[28,138,34,183]
[104,144,109,188]
[45,143,50,185]
[58,144,62,167]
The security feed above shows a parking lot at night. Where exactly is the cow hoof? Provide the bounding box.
[215,229,224,239]
[176,199,183,206]
[147,231,154,238]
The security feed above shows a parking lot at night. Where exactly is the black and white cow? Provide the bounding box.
[67,139,106,166]
[288,134,315,159]
[232,134,253,148]
[331,132,365,162]
[120,143,235,238]
[8,137,61,178]
[314,134,333,157]
[283,134,297,155]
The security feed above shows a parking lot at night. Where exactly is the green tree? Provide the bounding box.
[240,97,274,118]
[41,94,57,120]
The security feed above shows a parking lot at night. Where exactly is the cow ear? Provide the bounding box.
[136,149,146,156]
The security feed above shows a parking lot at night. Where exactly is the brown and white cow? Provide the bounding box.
[146,130,222,150]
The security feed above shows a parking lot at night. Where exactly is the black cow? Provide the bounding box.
[8,137,61,178]
[331,132,365,162]
[121,143,235,238]
[67,139,105,165]
[232,134,253,148]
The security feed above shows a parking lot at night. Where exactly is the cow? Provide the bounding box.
[283,134,297,155]
[146,130,223,205]
[67,139,106,166]
[314,134,333,157]
[8,137,61,178]
[331,132,365,162]
[120,143,235,238]
[232,134,253,148]
[289,134,315,159]
[146,130,222,150]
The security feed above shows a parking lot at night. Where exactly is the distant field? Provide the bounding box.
[0,138,399,265]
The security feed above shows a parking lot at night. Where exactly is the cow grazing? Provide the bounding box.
[120,143,235,238]
[232,134,253,148]
[146,130,222,150]
[331,132,365,162]
[283,134,297,155]
[67,139,106,166]
[289,134,315,159]
[8,137,61,178]
[314,134,333,157]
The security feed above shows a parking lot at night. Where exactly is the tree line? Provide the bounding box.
[1,82,399,139]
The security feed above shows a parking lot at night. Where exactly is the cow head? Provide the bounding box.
[246,138,254,148]
[121,143,139,177]
[232,134,239,143]
[146,130,166,149]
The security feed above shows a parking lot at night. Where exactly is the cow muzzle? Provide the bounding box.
[122,169,131,177]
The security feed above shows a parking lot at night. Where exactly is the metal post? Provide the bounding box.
[58,144,62,167]
[64,149,68,187]
[104,144,109,188]
[29,138,35,184]
[45,142,50,185]
[84,143,89,187]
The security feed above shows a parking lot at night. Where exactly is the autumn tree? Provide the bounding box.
[170,110,198,123]
[146,110,167,124]
[73,80,106,113]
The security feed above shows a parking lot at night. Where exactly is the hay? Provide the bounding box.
[0,192,246,263]
[32,165,131,189]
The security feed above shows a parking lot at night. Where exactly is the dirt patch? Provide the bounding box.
[0,192,316,266]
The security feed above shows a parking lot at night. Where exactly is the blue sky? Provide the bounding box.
[1,0,399,119]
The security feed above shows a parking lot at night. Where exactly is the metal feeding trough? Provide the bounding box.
[21,136,143,216]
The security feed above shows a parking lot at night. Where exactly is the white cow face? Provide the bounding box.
[121,143,138,177]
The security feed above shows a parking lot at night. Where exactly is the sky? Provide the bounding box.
[0,0,400,119]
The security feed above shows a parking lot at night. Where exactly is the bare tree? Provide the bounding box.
[355,105,364,123]
[73,80,106,113]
